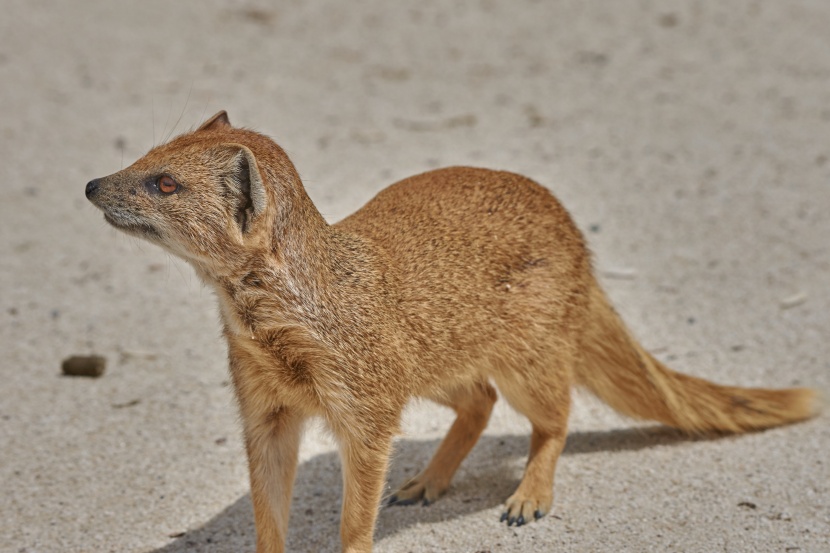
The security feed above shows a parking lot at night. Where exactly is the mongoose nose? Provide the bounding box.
[85,178,100,199]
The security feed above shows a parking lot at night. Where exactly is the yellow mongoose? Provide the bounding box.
[86,111,817,553]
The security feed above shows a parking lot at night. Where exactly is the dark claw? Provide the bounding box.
[422,498,431,507]
[387,495,421,507]
[516,515,525,526]
[534,509,543,520]
[508,516,516,526]
[500,512,508,523]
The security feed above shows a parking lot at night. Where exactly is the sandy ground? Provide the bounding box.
[2,1,829,552]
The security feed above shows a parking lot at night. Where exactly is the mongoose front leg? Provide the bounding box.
[388,381,497,506]
[336,424,395,553]
[243,405,304,553]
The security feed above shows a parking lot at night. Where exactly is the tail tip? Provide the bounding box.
[781,387,822,424]
[805,387,824,418]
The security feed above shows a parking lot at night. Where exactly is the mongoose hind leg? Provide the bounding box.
[500,423,567,526]
[494,356,572,526]
[387,380,497,507]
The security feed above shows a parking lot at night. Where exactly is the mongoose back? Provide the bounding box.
[85,111,818,553]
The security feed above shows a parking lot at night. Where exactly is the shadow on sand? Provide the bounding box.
[150,426,716,552]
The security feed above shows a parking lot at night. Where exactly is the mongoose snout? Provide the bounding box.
[85,178,100,199]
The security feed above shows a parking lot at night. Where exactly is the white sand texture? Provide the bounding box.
[1,1,828,552]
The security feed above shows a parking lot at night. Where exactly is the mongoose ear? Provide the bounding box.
[224,144,267,234]
[199,110,232,131]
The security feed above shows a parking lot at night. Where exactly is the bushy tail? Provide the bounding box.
[574,282,819,433]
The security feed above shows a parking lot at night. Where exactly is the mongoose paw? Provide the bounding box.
[500,492,551,526]
[386,474,448,507]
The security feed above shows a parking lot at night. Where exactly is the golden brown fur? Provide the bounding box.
[86,111,818,552]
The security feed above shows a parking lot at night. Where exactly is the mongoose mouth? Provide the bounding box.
[103,212,161,239]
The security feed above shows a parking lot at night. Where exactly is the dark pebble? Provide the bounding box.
[62,355,106,377]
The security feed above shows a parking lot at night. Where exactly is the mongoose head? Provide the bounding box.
[86,111,305,277]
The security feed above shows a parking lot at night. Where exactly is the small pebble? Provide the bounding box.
[780,292,807,309]
[62,355,106,377]
[111,399,140,409]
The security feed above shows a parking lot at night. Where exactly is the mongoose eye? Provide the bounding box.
[157,175,179,194]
